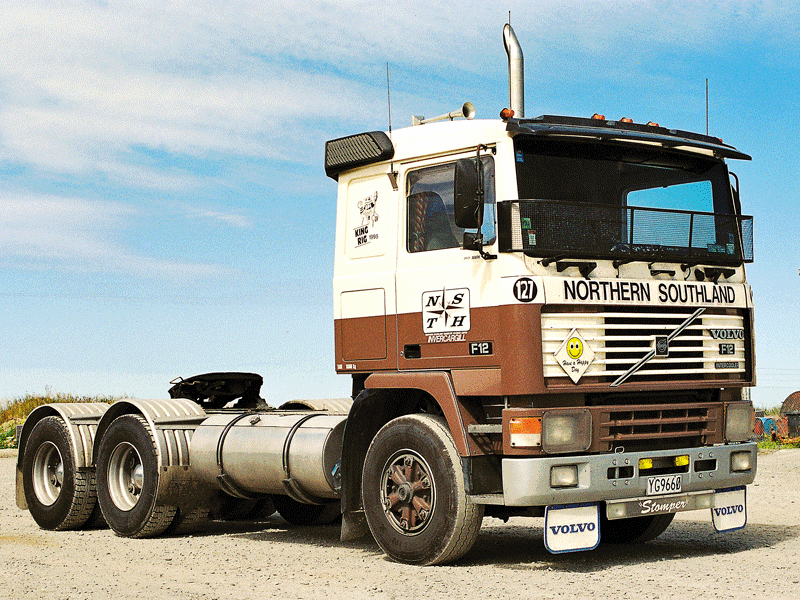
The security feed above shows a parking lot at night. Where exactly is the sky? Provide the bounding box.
[1,1,798,408]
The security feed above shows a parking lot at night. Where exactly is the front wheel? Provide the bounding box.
[361,414,483,565]
[96,415,177,538]
[601,512,675,544]
[22,416,97,530]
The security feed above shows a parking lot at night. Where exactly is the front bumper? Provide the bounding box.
[502,442,756,506]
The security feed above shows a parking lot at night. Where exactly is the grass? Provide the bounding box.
[757,437,800,450]
[0,391,118,449]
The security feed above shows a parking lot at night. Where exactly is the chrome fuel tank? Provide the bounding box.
[190,412,347,500]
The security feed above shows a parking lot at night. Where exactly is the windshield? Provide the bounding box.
[505,137,752,265]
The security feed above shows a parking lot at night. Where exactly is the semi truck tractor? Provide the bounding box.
[16,25,756,565]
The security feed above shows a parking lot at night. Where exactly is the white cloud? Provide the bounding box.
[181,204,253,229]
[2,0,796,190]
[0,194,231,278]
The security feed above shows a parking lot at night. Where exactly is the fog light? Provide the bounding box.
[674,455,690,467]
[550,465,579,488]
[725,402,753,442]
[639,458,653,470]
[730,451,752,472]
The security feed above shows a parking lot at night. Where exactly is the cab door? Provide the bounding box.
[395,153,499,373]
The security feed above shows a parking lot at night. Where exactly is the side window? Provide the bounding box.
[406,157,495,253]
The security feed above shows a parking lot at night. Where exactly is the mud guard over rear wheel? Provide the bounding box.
[361,414,484,565]
[96,414,177,538]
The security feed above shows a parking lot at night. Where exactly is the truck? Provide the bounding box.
[15,24,756,565]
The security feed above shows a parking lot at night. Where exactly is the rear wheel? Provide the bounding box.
[361,414,483,565]
[601,512,675,544]
[166,505,211,535]
[22,416,97,530]
[96,415,177,538]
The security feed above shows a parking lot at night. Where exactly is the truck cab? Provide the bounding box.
[328,110,755,558]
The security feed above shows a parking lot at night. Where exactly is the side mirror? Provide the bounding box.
[454,158,483,229]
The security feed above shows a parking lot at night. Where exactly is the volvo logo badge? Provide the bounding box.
[709,329,744,340]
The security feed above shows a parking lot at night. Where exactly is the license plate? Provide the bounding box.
[646,474,682,496]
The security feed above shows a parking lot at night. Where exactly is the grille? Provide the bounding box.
[598,404,719,446]
[542,306,748,385]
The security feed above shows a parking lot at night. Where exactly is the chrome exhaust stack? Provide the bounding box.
[503,24,524,118]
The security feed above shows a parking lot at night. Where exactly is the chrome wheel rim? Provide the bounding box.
[32,441,64,506]
[379,450,435,535]
[107,442,144,511]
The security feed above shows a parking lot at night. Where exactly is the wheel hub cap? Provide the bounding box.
[32,441,64,506]
[108,442,145,511]
[380,451,434,535]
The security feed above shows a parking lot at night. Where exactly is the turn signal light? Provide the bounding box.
[500,108,515,119]
[509,417,542,447]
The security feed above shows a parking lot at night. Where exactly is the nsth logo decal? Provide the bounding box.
[422,288,470,342]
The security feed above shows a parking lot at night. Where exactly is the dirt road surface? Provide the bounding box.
[1,449,799,600]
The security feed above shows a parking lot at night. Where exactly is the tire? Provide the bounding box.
[273,495,341,526]
[361,414,484,565]
[22,416,97,531]
[96,414,177,538]
[601,512,675,544]
[165,505,211,535]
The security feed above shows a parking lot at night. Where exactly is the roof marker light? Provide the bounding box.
[500,107,515,120]
[591,113,605,120]
[647,121,660,127]
[620,117,633,123]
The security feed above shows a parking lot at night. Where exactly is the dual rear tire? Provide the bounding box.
[22,417,98,531]
[95,414,177,538]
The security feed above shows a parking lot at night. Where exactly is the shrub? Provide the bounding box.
[0,391,118,449]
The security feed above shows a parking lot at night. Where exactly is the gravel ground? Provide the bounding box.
[1,448,799,600]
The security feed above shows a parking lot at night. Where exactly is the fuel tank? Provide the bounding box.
[190,412,347,500]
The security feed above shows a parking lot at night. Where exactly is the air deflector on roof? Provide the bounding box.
[325,131,394,179]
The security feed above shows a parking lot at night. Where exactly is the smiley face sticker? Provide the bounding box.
[567,336,584,359]
[554,328,595,384]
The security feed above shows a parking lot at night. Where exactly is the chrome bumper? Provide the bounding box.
[501,442,756,506]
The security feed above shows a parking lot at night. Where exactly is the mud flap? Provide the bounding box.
[544,503,600,553]
[711,487,747,532]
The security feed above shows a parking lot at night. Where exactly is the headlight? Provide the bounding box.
[542,410,591,454]
[725,402,753,442]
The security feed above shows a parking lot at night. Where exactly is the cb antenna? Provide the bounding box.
[387,62,393,135]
